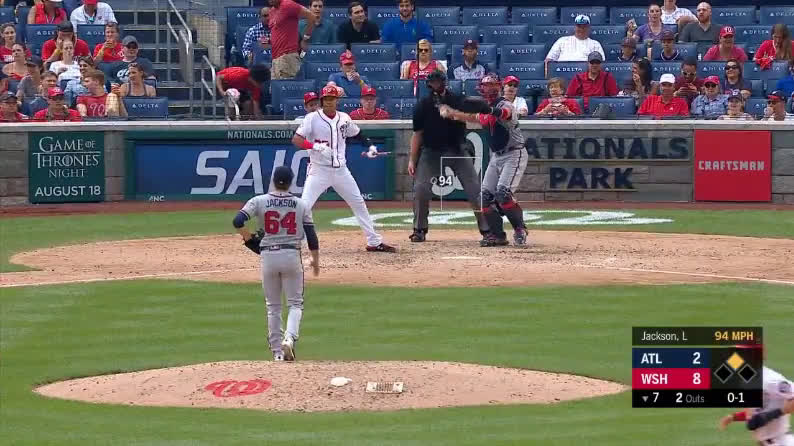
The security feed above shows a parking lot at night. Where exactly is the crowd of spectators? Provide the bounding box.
[0,0,165,122]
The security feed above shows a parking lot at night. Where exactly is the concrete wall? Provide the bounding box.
[2,120,794,205]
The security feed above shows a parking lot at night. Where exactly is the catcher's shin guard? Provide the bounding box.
[499,200,526,230]
[481,204,506,239]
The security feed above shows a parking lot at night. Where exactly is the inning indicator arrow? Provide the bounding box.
[642,395,648,402]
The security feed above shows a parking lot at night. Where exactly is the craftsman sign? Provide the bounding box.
[28,132,105,203]
[694,130,771,201]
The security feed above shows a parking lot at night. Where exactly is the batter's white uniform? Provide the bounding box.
[295,109,383,247]
[753,367,794,446]
[240,192,313,356]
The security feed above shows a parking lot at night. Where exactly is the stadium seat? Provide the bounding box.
[384,97,417,119]
[463,78,480,95]
[323,7,349,25]
[225,7,260,63]
[462,7,508,26]
[481,24,529,45]
[234,25,251,55]
[546,62,587,81]
[603,62,634,84]
[760,6,794,25]
[649,42,698,60]
[560,7,608,25]
[350,44,397,63]
[610,7,649,25]
[695,42,713,60]
[283,98,306,119]
[451,43,497,65]
[520,79,549,97]
[122,97,169,119]
[448,79,463,95]
[734,26,771,45]
[21,97,47,116]
[745,98,767,116]
[590,26,625,45]
[304,44,347,63]
[416,7,460,26]
[712,7,757,26]
[511,7,558,25]
[651,61,680,81]
[271,79,316,114]
[588,96,637,116]
[0,7,14,24]
[500,44,547,63]
[368,7,400,28]
[337,98,363,114]
[750,79,764,97]
[304,62,340,80]
[358,62,400,80]
[571,96,585,114]
[77,24,107,49]
[253,47,272,65]
[531,25,575,45]
[746,60,789,82]
[369,80,414,98]
[401,43,448,61]
[433,26,478,46]
[698,61,727,78]
[25,25,57,57]
[500,62,544,79]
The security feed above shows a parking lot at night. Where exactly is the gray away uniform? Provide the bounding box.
[480,97,528,239]
[240,192,314,356]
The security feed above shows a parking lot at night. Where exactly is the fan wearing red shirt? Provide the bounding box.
[565,51,619,110]
[703,26,748,62]
[268,0,316,80]
[638,73,690,118]
[77,69,120,117]
[0,92,28,122]
[215,65,270,119]
[27,0,67,25]
[33,87,83,121]
[350,86,390,120]
[42,21,91,65]
[93,22,124,63]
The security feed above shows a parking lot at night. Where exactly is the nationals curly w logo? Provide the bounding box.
[204,379,271,397]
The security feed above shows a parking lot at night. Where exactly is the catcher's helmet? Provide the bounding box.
[479,73,501,102]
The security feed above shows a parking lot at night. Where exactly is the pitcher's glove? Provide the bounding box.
[244,229,263,254]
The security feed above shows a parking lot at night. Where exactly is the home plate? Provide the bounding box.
[441,256,482,260]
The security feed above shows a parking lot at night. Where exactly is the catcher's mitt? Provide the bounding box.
[244,229,264,254]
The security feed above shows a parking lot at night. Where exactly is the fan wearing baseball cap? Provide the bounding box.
[350,86,390,120]
[33,87,82,121]
[718,91,753,120]
[638,73,690,118]
[690,75,727,118]
[764,90,794,121]
[452,40,485,82]
[545,15,605,69]
[40,21,91,63]
[327,50,369,97]
[70,0,117,30]
[565,51,618,110]
[0,92,28,123]
[703,26,748,62]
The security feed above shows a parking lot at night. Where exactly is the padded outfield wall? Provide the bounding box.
[1,121,794,206]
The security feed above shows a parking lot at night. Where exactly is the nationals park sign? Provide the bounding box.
[28,132,105,203]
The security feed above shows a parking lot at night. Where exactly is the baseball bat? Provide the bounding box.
[361,151,392,158]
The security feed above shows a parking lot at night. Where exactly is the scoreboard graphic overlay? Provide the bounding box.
[632,327,763,408]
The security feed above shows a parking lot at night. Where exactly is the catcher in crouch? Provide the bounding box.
[439,74,529,246]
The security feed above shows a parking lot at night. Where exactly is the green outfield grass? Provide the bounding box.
[1,280,791,446]
[2,207,794,273]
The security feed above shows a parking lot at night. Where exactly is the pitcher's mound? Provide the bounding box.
[34,361,626,412]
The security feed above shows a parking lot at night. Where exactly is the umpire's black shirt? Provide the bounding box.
[412,90,468,151]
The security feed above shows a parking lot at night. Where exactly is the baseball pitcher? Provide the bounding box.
[232,166,319,362]
[440,73,529,247]
[291,85,396,253]
[719,345,794,445]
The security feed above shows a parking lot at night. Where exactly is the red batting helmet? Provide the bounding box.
[320,85,339,99]
[478,73,501,103]
[303,91,319,104]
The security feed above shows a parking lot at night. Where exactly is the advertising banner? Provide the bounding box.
[28,132,105,203]
[694,130,771,202]
[129,140,393,201]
